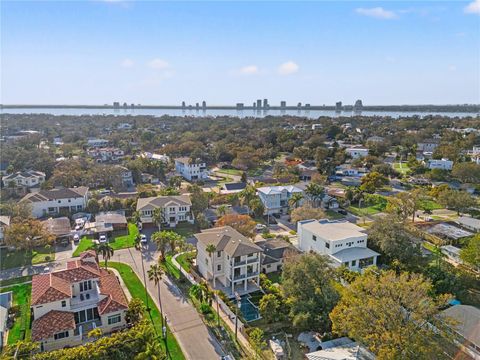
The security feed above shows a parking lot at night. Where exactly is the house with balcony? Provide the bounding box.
[195,226,263,297]
[174,157,208,181]
[20,187,89,219]
[297,219,379,271]
[30,251,128,352]
[87,147,124,163]
[257,185,303,215]
[136,195,193,228]
[2,170,46,189]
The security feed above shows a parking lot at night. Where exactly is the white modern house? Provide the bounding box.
[174,157,208,181]
[136,195,193,228]
[195,226,263,296]
[297,219,379,271]
[30,251,128,352]
[345,147,369,159]
[87,138,109,148]
[427,158,453,171]
[141,152,170,163]
[20,187,89,219]
[87,148,124,163]
[2,170,46,189]
[0,216,10,245]
[257,185,304,215]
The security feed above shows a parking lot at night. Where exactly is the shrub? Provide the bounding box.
[200,303,212,315]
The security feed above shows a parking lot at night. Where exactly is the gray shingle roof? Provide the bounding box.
[21,187,88,203]
[136,195,191,211]
[195,226,262,257]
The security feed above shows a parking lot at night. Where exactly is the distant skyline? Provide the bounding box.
[1,1,479,105]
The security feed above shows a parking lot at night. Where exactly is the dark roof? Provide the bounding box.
[42,217,71,237]
[223,182,247,191]
[256,238,300,265]
[195,226,262,257]
[21,187,88,203]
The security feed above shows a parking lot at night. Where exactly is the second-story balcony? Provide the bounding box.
[233,271,260,281]
[71,288,100,311]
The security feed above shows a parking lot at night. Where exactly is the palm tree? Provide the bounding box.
[152,208,163,231]
[134,233,142,250]
[305,183,324,207]
[217,205,228,216]
[288,192,304,209]
[148,263,165,329]
[189,283,204,302]
[239,185,257,215]
[96,242,114,268]
[206,244,217,287]
[151,231,173,262]
[167,232,183,255]
[200,280,213,306]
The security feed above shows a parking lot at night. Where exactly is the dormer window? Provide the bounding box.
[79,280,92,292]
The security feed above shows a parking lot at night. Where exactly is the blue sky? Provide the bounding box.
[1,1,479,105]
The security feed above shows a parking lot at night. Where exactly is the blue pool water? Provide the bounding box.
[234,295,260,322]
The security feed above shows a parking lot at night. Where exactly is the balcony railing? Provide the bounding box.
[233,257,259,267]
[233,271,259,281]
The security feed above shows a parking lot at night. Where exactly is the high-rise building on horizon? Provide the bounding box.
[354,99,363,111]
[335,101,343,111]
[280,101,286,108]
[257,99,262,109]
[181,101,186,109]
[202,101,206,109]
[263,99,269,109]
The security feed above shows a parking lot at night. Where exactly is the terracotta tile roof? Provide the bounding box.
[97,270,128,314]
[31,274,71,305]
[80,250,97,260]
[31,310,76,341]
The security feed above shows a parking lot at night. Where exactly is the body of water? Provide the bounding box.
[1,107,478,118]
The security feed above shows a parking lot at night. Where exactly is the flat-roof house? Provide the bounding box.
[42,217,71,241]
[195,226,263,297]
[427,158,453,171]
[30,251,128,352]
[345,147,369,159]
[455,216,480,233]
[297,219,379,271]
[220,182,247,194]
[95,212,128,232]
[2,170,46,189]
[136,195,193,228]
[305,337,375,360]
[174,157,208,181]
[20,187,89,219]
[257,185,303,215]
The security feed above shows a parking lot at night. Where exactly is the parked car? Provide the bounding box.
[99,234,107,243]
[140,234,148,244]
[338,209,348,215]
[137,222,143,231]
[255,224,266,231]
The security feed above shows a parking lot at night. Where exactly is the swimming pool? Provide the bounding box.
[234,295,261,322]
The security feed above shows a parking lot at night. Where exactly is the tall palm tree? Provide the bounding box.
[305,183,324,207]
[96,243,114,268]
[168,232,184,255]
[148,262,165,329]
[239,185,257,215]
[205,244,217,287]
[288,192,304,209]
[151,231,173,262]
[152,208,163,231]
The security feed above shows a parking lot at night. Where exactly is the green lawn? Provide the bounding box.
[418,198,444,211]
[326,210,346,220]
[108,262,185,360]
[73,223,139,257]
[0,246,55,270]
[3,283,32,344]
[0,275,32,288]
[175,252,195,273]
[266,272,282,284]
[348,204,385,216]
[393,162,410,175]
[171,223,196,238]
[216,168,243,176]
[164,255,181,279]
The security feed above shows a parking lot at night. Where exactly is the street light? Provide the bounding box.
[234,292,241,340]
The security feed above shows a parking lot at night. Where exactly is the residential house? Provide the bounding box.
[2,170,46,189]
[417,139,440,153]
[0,291,12,349]
[220,182,247,195]
[366,136,384,143]
[427,158,453,171]
[257,185,304,215]
[141,173,161,185]
[440,305,480,359]
[42,217,72,242]
[305,337,375,360]
[87,148,124,163]
[455,216,480,233]
[195,226,263,296]
[117,123,133,130]
[136,195,193,228]
[115,166,134,187]
[87,138,109,148]
[20,187,89,218]
[440,245,462,264]
[335,164,368,178]
[0,163,9,176]
[297,163,317,181]
[95,212,128,232]
[255,238,300,274]
[311,124,323,130]
[0,216,10,246]
[346,147,369,159]
[174,157,208,181]
[30,251,128,352]
[140,152,170,163]
[297,219,379,271]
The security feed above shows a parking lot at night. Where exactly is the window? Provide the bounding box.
[79,280,92,292]
[312,235,317,241]
[61,300,66,307]
[217,264,221,271]
[54,331,69,340]
[351,260,356,267]
[108,314,122,325]
[266,264,271,268]
[325,242,330,249]
[217,251,221,257]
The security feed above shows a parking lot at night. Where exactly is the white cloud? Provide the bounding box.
[148,58,170,70]
[239,65,259,75]
[120,58,134,68]
[278,61,299,75]
[355,7,398,19]
[464,0,480,14]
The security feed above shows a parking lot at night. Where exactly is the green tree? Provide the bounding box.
[147,263,165,327]
[304,182,324,207]
[238,184,257,215]
[290,204,326,224]
[151,231,177,261]
[125,298,146,325]
[188,184,209,215]
[438,189,477,215]
[4,219,55,251]
[248,327,266,359]
[288,192,304,209]
[96,242,114,268]
[152,208,163,231]
[359,171,388,193]
[452,162,480,183]
[206,243,217,287]
[258,293,284,323]
[249,198,265,218]
[460,234,480,270]
[282,253,339,332]
[386,189,422,222]
[330,269,453,360]
[216,204,228,216]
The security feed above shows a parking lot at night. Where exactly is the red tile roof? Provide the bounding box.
[31,310,76,341]
[31,274,71,305]
[97,270,128,314]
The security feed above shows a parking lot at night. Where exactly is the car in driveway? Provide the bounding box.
[255,224,267,231]
[99,234,107,243]
[140,234,148,244]
[338,209,348,215]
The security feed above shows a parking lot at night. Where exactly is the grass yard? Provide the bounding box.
[326,210,346,220]
[266,272,282,284]
[0,275,32,288]
[172,223,196,238]
[108,262,185,360]
[348,195,387,217]
[418,198,444,212]
[393,162,410,175]
[216,168,243,176]
[175,251,195,273]
[0,246,55,270]
[3,283,32,344]
[164,255,182,279]
[73,223,139,257]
